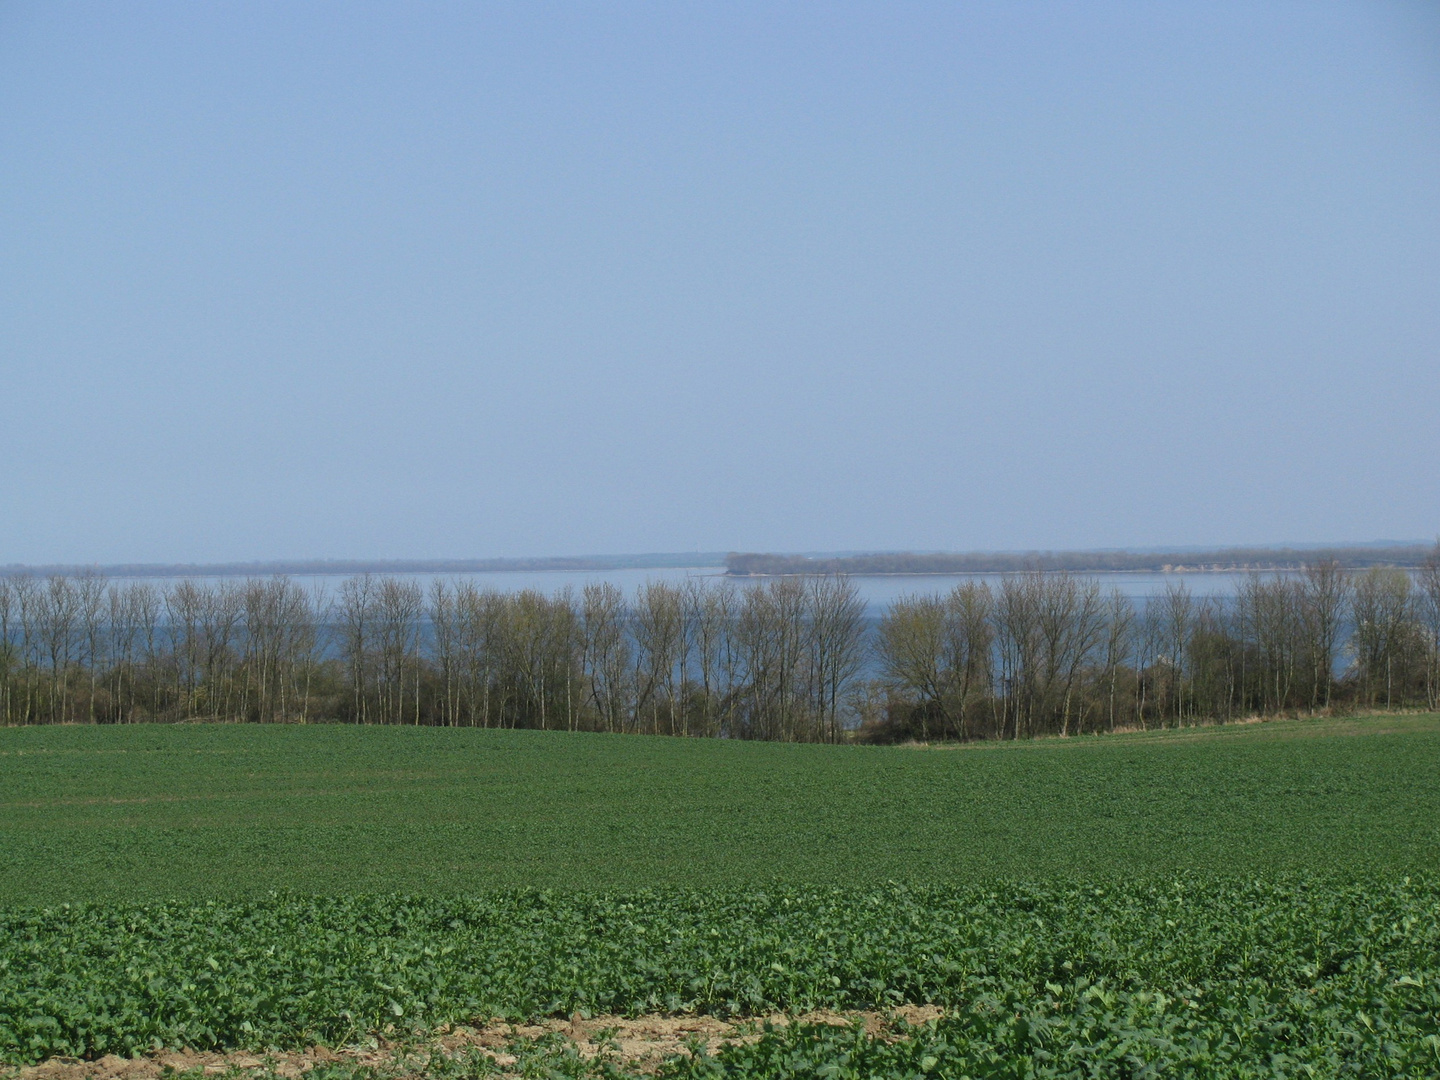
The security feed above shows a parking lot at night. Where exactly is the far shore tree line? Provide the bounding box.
[725,543,1436,577]
[1,546,1438,741]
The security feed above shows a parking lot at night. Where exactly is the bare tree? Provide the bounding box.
[1187,596,1238,723]
[131,583,163,719]
[552,586,580,732]
[805,576,866,743]
[430,581,459,726]
[1101,590,1135,732]
[674,582,697,736]
[375,578,424,724]
[202,582,243,720]
[39,576,80,723]
[454,583,504,727]
[735,580,806,741]
[499,589,575,731]
[876,593,948,741]
[1037,575,1104,736]
[242,577,318,723]
[106,584,136,722]
[0,579,14,725]
[12,577,43,725]
[338,575,377,724]
[1350,567,1415,709]
[1158,581,1194,725]
[165,580,205,718]
[1300,559,1350,711]
[1133,598,1165,731]
[582,582,631,733]
[879,581,995,742]
[947,582,994,740]
[685,578,736,737]
[994,573,1044,738]
[1420,542,1440,711]
[634,582,683,735]
[75,572,107,723]
[1239,574,1302,716]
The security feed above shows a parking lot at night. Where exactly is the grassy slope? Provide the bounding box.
[1,715,1437,902]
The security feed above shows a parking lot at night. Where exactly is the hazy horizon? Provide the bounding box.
[3,2,1438,564]
[4,538,1433,578]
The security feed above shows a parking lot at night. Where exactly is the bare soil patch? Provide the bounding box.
[10,1007,945,1080]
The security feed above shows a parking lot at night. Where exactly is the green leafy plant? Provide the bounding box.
[2,878,1437,1071]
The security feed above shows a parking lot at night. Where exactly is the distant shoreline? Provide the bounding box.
[0,554,730,579]
[1,542,1430,579]
[724,543,1433,577]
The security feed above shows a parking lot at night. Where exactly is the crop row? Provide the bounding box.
[2,878,1438,1073]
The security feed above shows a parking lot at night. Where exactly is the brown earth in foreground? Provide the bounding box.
[11,1007,945,1080]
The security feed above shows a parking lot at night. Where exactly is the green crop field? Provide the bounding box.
[6,880,1439,1073]
[2,715,1439,902]
[3,716,1440,1075]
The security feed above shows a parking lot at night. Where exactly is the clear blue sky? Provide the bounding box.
[2,2,1437,564]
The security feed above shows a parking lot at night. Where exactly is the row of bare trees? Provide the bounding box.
[0,575,323,727]
[873,555,1440,740]
[350,575,868,740]
[0,573,867,741]
[2,548,1438,739]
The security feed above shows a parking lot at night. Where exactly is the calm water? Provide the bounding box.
[105,567,1289,613]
